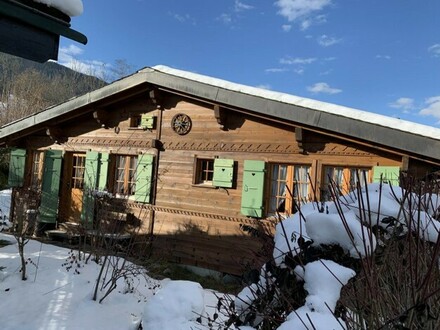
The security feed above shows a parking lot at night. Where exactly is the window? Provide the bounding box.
[322,166,371,201]
[268,164,311,215]
[113,155,137,195]
[71,154,86,189]
[30,151,45,189]
[129,114,142,128]
[194,158,214,185]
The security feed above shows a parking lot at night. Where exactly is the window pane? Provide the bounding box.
[268,164,310,215]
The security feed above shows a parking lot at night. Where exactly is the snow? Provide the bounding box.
[0,230,225,330]
[150,65,440,141]
[32,0,83,17]
[278,260,355,330]
[1,181,440,329]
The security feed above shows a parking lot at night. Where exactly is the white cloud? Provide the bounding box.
[376,54,391,60]
[280,56,316,65]
[419,96,440,122]
[317,34,341,47]
[265,68,289,73]
[307,82,341,94]
[282,24,292,32]
[428,44,440,57]
[217,13,232,24]
[58,44,108,79]
[275,0,331,30]
[389,97,415,112]
[170,13,195,24]
[300,14,327,30]
[294,68,304,74]
[60,44,84,57]
[235,0,253,12]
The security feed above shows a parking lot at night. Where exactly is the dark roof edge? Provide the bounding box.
[142,66,440,161]
[1,65,440,162]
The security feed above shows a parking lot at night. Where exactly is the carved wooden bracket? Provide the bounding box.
[46,126,63,144]
[214,105,227,130]
[295,127,306,154]
[93,109,109,128]
[149,89,163,109]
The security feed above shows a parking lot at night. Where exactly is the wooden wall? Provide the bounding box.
[20,90,410,274]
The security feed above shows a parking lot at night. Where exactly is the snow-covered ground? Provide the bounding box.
[0,233,225,330]
[1,182,439,329]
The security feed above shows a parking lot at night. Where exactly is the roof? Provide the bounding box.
[2,65,440,162]
[0,0,86,62]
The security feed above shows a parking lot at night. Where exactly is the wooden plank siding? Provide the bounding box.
[16,91,409,274]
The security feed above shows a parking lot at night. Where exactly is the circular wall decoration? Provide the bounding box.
[171,113,192,135]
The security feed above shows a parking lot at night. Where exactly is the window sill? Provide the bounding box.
[191,183,217,189]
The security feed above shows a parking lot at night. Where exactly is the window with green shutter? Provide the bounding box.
[8,148,26,187]
[213,158,234,188]
[39,150,63,223]
[134,154,154,203]
[373,166,400,186]
[81,151,101,227]
[241,160,266,218]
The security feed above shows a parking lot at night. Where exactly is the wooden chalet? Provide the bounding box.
[2,65,440,275]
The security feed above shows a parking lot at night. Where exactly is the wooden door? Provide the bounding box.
[60,153,86,223]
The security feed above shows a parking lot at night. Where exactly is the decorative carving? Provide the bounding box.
[214,105,226,130]
[123,200,275,229]
[66,137,152,149]
[171,113,192,135]
[295,127,306,154]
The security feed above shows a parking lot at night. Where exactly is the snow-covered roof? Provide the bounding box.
[2,64,440,162]
[32,0,83,17]
[150,65,440,141]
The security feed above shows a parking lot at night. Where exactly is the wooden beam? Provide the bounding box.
[93,109,109,128]
[295,127,306,154]
[149,89,163,109]
[214,105,227,130]
[46,126,63,144]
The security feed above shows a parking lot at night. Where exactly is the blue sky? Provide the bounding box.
[59,0,440,127]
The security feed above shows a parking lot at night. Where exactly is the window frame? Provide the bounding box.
[266,163,312,216]
[30,150,45,190]
[111,154,138,197]
[321,166,371,201]
[193,157,215,187]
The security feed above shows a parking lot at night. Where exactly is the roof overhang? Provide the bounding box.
[1,66,440,164]
[0,0,87,62]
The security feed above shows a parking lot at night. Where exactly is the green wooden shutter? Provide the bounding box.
[8,148,26,187]
[98,152,109,191]
[241,160,265,218]
[134,154,154,203]
[81,151,100,227]
[140,114,155,129]
[39,150,62,223]
[373,166,400,185]
[213,158,234,188]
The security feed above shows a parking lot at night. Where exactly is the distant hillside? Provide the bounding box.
[0,52,107,125]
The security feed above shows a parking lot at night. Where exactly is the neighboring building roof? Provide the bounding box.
[0,0,86,62]
[1,65,440,163]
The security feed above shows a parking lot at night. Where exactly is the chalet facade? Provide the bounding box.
[2,66,440,274]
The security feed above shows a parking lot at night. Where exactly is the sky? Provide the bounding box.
[57,0,440,127]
